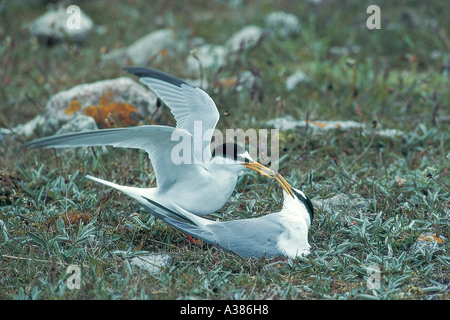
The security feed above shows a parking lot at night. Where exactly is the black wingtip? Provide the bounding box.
[124,67,191,88]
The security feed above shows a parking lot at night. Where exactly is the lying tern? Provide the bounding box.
[115,180,313,259]
[24,67,293,216]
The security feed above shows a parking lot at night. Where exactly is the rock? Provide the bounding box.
[265,116,404,138]
[102,29,178,65]
[27,5,94,43]
[410,232,446,252]
[186,44,228,73]
[285,70,309,91]
[52,115,100,159]
[45,77,158,130]
[1,114,47,138]
[5,77,160,137]
[226,25,264,52]
[56,115,98,134]
[130,253,173,274]
[265,11,300,37]
[312,193,373,214]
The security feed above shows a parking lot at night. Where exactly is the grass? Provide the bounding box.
[0,0,449,300]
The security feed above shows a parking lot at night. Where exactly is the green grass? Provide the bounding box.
[1,0,449,300]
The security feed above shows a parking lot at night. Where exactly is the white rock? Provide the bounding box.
[44,77,159,131]
[1,114,46,138]
[28,5,94,43]
[54,115,104,158]
[285,70,309,91]
[102,29,177,65]
[265,116,404,138]
[130,253,172,274]
[312,194,373,214]
[6,77,159,137]
[56,115,98,134]
[186,44,228,73]
[226,25,264,51]
[265,11,300,37]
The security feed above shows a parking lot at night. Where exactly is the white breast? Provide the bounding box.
[276,211,311,258]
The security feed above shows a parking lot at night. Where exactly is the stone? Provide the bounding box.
[4,77,160,137]
[265,116,404,138]
[55,115,98,135]
[312,193,373,214]
[101,29,178,65]
[265,11,300,37]
[285,70,309,91]
[410,232,447,253]
[27,5,94,43]
[45,77,158,130]
[130,253,173,274]
[226,25,264,52]
[186,44,228,73]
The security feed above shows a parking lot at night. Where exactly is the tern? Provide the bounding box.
[125,182,314,259]
[24,67,293,216]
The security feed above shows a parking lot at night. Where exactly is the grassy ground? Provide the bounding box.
[0,0,449,300]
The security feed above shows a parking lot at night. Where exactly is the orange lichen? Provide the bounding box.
[65,99,82,115]
[310,121,327,128]
[83,90,138,128]
[416,232,446,244]
[216,77,238,90]
[159,48,168,58]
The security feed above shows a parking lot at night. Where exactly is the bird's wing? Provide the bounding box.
[24,125,195,191]
[165,207,286,258]
[197,217,286,258]
[125,67,219,162]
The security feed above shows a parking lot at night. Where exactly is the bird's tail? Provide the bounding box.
[86,175,214,243]
[140,199,216,246]
[86,175,149,203]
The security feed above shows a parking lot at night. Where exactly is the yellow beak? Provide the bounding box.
[242,161,294,198]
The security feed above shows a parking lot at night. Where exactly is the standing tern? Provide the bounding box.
[24,67,293,216]
[132,184,314,259]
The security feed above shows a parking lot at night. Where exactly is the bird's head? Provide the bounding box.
[211,142,294,197]
[285,187,314,223]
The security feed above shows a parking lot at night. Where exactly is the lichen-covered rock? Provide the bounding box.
[410,232,447,253]
[3,77,160,137]
[45,77,159,130]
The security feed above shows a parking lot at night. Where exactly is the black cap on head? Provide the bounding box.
[292,188,314,223]
[212,143,249,162]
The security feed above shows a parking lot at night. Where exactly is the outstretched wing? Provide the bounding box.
[125,67,219,162]
[24,125,194,191]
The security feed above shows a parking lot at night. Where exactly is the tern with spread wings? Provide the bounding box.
[25,68,293,217]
